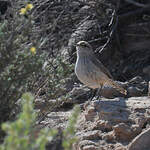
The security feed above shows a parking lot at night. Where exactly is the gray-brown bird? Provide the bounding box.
[75,41,127,96]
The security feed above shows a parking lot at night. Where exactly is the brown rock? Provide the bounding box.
[127,87,143,97]
[102,131,115,142]
[128,128,150,150]
[76,96,150,149]
[113,123,133,141]
[94,120,112,131]
[84,106,97,121]
[78,130,101,140]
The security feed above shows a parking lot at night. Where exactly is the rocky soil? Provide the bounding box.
[1,0,150,149]
[37,77,150,150]
[75,96,150,150]
[34,0,150,149]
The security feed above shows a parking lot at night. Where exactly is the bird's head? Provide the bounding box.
[76,41,93,56]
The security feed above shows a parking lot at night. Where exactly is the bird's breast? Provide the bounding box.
[75,56,105,88]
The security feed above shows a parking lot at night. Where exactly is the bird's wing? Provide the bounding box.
[89,55,113,79]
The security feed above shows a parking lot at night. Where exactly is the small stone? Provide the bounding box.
[80,130,101,140]
[95,120,112,131]
[113,123,132,141]
[102,131,115,142]
[143,65,150,76]
[83,145,99,150]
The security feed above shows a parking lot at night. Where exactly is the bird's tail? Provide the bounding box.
[108,79,127,95]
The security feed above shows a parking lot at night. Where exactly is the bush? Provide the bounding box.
[0,1,48,140]
[63,105,80,150]
[0,92,57,150]
[39,56,74,99]
[0,92,80,150]
[0,0,74,143]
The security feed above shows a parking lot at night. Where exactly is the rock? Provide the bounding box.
[39,111,72,129]
[79,5,91,14]
[127,87,143,97]
[102,131,115,142]
[77,130,101,140]
[128,128,150,150]
[84,107,97,121]
[82,145,99,150]
[75,96,150,149]
[94,120,112,131]
[68,20,98,59]
[113,123,135,141]
[78,140,99,148]
[69,86,90,103]
[96,76,147,98]
[40,96,150,150]
[100,84,126,98]
[143,65,150,77]
[128,76,145,84]
[70,76,148,100]
[127,76,148,97]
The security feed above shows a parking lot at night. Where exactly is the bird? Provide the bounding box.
[75,40,127,96]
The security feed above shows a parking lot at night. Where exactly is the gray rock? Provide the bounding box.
[143,65,150,77]
[76,96,150,150]
[128,128,150,150]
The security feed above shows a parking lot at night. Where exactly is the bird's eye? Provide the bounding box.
[76,41,89,48]
[81,43,87,47]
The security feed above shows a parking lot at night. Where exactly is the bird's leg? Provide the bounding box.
[89,89,97,101]
[95,86,102,100]
[89,86,102,101]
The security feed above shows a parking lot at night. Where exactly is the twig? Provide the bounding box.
[95,9,118,53]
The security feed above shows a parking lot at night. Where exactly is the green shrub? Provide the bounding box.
[0,92,57,150]
[0,2,47,123]
[0,93,80,150]
[40,56,74,99]
[0,1,74,124]
[0,2,49,141]
[0,0,75,143]
[63,105,80,150]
